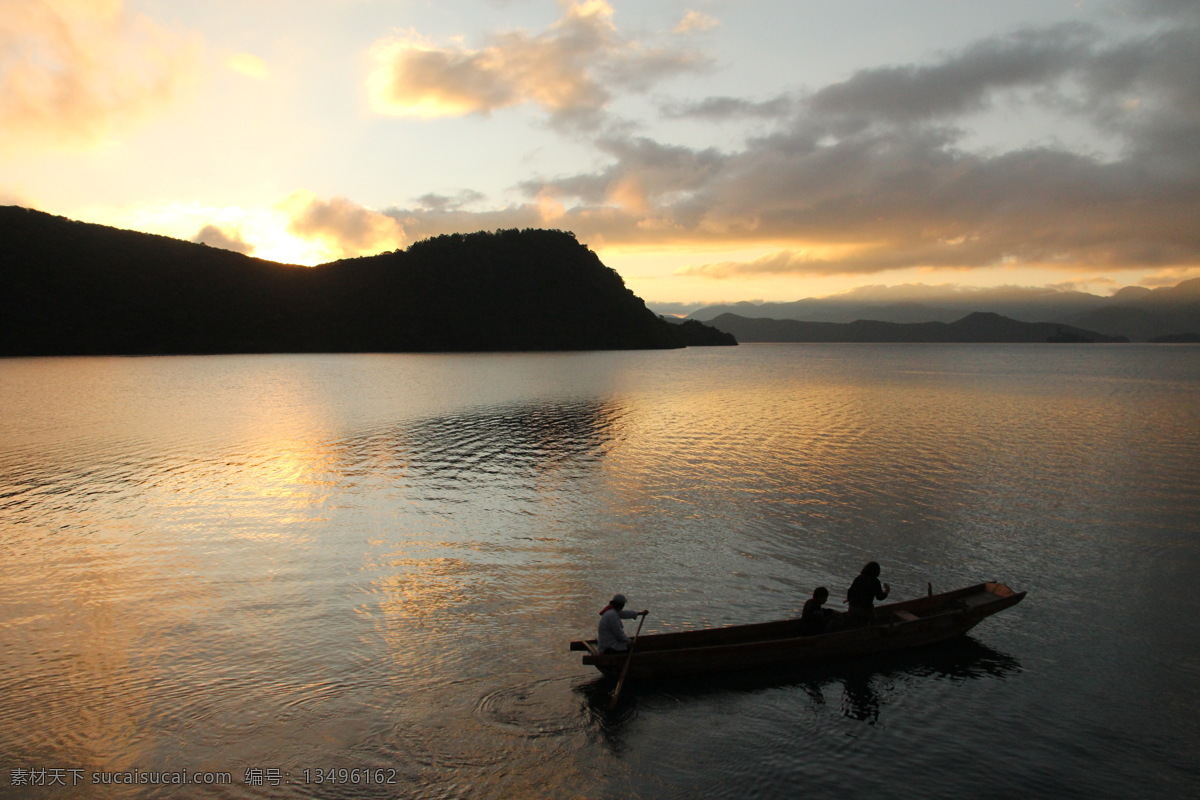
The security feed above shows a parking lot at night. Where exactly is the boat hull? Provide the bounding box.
[570,582,1025,679]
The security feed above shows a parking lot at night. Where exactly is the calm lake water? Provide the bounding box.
[2,344,1198,799]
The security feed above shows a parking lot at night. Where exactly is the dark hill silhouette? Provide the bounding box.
[0,206,682,355]
[661,316,737,346]
[709,311,1128,343]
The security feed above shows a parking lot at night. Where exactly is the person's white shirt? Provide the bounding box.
[598,606,639,652]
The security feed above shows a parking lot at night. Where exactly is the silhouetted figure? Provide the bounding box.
[597,594,648,654]
[799,586,837,635]
[846,562,890,627]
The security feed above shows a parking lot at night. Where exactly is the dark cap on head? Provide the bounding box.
[610,594,627,606]
[862,561,881,578]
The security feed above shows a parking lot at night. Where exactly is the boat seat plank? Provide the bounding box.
[891,609,920,622]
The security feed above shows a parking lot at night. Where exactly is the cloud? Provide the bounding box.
[283,193,407,260]
[505,14,1200,279]
[277,192,555,255]
[193,224,254,255]
[678,236,1026,280]
[332,3,1200,286]
[671,135,1200,279]
[366,0,709,129]
[1138,266,1200,287]
[414,189,486,212]
[1133,0,1200,23]
[807,24,1096,125]
[0,0,201,152]
[674,10,720,35]
[520,136,727,209]
[660,94,796,122]
[1078,27,1200,169]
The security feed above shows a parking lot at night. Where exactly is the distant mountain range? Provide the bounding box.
[681,281,1200,343]
[1,206,711,356]
[708,312,1128,344]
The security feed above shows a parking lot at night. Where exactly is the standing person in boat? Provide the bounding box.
[597,594,648,654]
[799,586,837,635]
[846,562,890,627]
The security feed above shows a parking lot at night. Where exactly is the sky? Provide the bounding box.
[3,0,1199,312]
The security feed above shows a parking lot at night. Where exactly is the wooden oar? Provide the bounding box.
[609,613,646,710]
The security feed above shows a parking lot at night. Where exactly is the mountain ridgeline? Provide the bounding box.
[708,312,1131,344]
[684,280,1200,343]
[1,206,707,356]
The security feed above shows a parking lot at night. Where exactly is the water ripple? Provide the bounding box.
[1,347,1197,799]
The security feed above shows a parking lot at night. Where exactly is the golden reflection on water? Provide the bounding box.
[358,398,628,679]
[0,523,232,792]
[374,557,473,622]
[0,360,393,793]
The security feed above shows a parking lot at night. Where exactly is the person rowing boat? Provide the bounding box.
[597,593,649,654]
[846,561,890,627]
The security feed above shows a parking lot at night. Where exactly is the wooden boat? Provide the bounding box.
[570,582,1025,679]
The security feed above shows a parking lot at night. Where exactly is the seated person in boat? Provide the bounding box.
[597,593,648,654]
[845,561,890,627]
[799,586,838,635]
